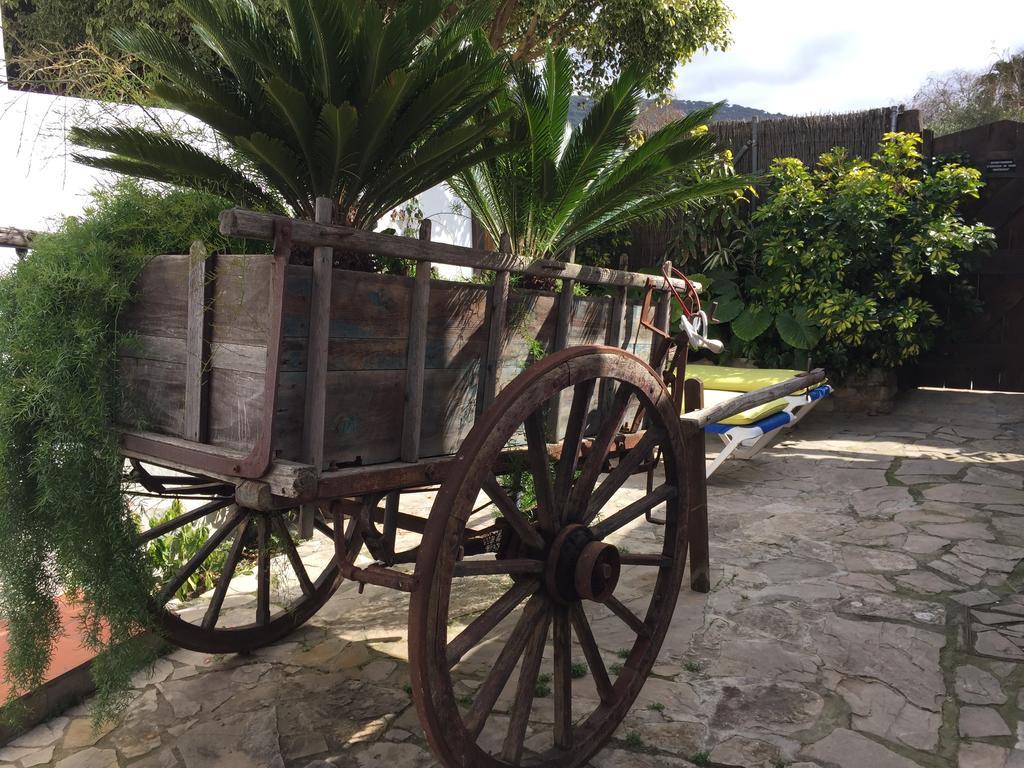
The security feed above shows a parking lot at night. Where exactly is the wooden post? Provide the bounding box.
[401,220,432,462]
[683,378,709,593]
[601,254,629,416]
[548,246,576,436]
[300,197,335,537]
[480,232,511,412]
[184,240,212,443]
[750,116,759,174]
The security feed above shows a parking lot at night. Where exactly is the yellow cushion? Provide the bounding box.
[686,364,806,393]
[699,389,788,425]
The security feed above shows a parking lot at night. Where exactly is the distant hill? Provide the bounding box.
[568,97,786,128]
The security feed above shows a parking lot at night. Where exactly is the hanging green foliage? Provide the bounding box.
[0,179,250,723]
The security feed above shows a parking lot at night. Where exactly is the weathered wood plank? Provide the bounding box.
[120,255,189,339]
[119,334,186,364]
[480,235,512,410]
[208,255,275,346]
[118,358,186,437]
[303,197,335,474]
[0,225,38,249]
[548,274,576,435]
[220,208,700,292]
[184,241,212,442]
[401,220,432,462]
[680,368,828,428]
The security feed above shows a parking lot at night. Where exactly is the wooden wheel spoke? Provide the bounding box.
[570,604,614,704]
[482,475,545,551]
[256,515,272,626]
[273,515,315,597]
[566,386,637,524]
[465,593,547,739]
[619,553,671,567]
[500,605,552,763]
[524,411,557,533]
[447,579,539,668]
[312,513,334,539]
[591,484,677,541]
[201,516,252,630]
[141,497,233,543]
[583,429,663,525]
[157,506,245,605]
[453,558,544,577]
[605,595,649,638]
[552,607,573,750]
[553,380,597,514]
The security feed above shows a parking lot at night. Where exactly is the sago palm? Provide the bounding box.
[71,0,510,226]
[448,48,749,261]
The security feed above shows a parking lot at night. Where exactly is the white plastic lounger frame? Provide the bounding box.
[703,384,833,478]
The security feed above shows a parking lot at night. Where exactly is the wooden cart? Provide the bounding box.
[119,202,823,767]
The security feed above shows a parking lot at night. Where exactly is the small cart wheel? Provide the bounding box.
[409,346,689,768]
[140,501,357,654]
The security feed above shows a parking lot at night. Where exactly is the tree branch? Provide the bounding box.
[489,0,520,49]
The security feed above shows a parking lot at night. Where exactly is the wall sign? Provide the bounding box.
[986,159,1016,173]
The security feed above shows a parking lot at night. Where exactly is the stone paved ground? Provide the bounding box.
[2,387,1023,768]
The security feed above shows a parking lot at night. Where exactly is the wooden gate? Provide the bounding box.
[913,120,1024,392]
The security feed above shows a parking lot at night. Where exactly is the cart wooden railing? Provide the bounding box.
[119,201,699,506]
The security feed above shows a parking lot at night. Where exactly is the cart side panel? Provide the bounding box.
[313,274,489,466]
[203,256,310,456]
[495,290,558,392]
[117,254,189,436]
[420,282,488,457]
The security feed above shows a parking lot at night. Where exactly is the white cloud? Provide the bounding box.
[676,0,1024,115]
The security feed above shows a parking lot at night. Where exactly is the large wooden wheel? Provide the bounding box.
[138,496,356,654]
[409,346,689,768]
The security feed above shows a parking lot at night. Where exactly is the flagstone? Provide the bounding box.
[956,665,1007,705]
[835,592,945,625]
[960,706,1012,737]
[895,458,964,475]
[802,728,922,768]
[837,678,941,751]
[894,571,959,593]
[924,484,1024,506]
[902,533,951,553]
[975,630,1024,660]
[815,616,946,711]
[842,545,917,573]
[920,521,994,540]
[177,706,284,768]
[953,589,1000,606]
[713,682,823,734]
[965,465,1024,489]
[55,748,119,768]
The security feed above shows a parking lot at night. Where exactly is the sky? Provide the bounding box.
[4,1,1024,268]
[675,0,1024,115]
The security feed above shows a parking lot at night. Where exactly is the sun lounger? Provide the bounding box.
[684,364,833,477]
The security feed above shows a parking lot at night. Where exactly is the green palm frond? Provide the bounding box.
[73,0,510,228]
[450,49,751,261]
[71,126,281,210]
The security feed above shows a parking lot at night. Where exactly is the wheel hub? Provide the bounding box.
[545,525,621,604]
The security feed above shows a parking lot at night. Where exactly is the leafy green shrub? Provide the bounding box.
[702,133,994,376]
[145,500,229,602]
[0,178,248,722]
